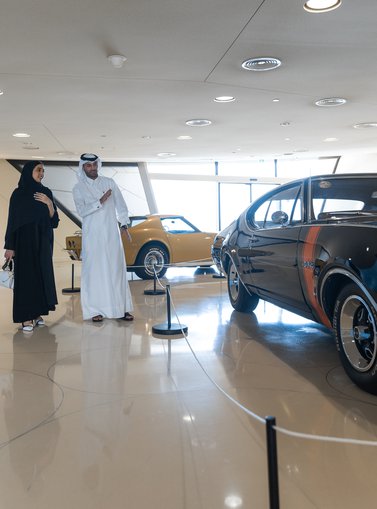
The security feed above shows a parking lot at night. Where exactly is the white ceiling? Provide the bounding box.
[1,0,377,164]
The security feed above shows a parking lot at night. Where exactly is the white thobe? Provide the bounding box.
[73,175,133,320]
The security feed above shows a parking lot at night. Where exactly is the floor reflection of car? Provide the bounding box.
[66,214,216,280]
[212,173,377,394]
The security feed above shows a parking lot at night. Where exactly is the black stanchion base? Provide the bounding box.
[62,287,81,294]
[152,323,188,335]
[212,274,226,279]
[144,288,166,295]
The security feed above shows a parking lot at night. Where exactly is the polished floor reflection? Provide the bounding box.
[1,261,377,508]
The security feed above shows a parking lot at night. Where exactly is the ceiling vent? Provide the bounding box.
[241,57,281,71]
[315,97,347,107]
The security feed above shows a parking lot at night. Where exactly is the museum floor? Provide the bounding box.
[1,260,377,509]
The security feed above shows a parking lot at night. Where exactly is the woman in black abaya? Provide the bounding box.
[4,161,59,331]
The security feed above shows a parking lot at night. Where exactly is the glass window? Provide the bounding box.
[147,162,215,175]
[248,184,302,229]
[161,217,197,233]
[311,176,377,219]
[218,160,276,177]
[151,180,218,232]
[277,157,339,179]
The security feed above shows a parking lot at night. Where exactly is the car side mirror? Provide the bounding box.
[271,210,288,225]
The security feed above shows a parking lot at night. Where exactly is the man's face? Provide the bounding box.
[83,161,98,180]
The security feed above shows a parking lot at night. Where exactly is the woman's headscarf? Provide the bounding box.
[4,161,55,241]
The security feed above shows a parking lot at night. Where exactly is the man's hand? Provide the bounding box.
[100,189,112,204]
[121,227,132,242]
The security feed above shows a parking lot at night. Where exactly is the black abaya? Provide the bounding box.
[4,161,59,324]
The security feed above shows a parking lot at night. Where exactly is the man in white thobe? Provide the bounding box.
[72,153,134,322]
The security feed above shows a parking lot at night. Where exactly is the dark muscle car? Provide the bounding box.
[212,173,377,394]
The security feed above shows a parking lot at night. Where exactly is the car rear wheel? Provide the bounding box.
[334,283,377,394]
[135,244,169,280]
[227,259,259,312]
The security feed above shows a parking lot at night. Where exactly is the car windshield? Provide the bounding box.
[161,217,199,234]
[311,177,377,220]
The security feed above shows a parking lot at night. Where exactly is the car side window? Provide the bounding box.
[249,184,302,229]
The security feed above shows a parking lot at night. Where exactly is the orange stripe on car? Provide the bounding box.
[302,226,331,328]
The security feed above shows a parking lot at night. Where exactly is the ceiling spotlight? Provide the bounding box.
[107,54,127,68]
[185,119,212,127]
[353,123,377,129]
[315,97,347,107]
[242,57,281,71]
[157,152,176,157]
[177,135,192,140]
[280,122,291,127]
[0,90,4,96]
[214,96,235,103]
[303,0,341,12]
[12,132,30,138]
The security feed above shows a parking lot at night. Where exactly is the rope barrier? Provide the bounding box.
[150,269,377,447]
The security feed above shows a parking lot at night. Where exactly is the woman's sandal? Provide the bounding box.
[92,315,103,322]
[35,317,45,326]
[22,322,34,332]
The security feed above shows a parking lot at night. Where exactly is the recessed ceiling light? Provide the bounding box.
[315,97,347,107]
[272,98,280,102]
[242,57,281,71]
[142,135,151,139]
[353,123,377,129]
[280,122,291,127]
[185,119,212,127]
[323,137,338,142]
[107,54,127,68]
[157,152,176,157]
[13,132,30,138]
[0,90,4,96]
[214,96,235,103]
[303,0,342,13]
[177,135,192,140]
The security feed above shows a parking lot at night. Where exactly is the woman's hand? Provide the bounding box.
[4,249,15,261]
[34,192,54,217]
[34,192,52,206]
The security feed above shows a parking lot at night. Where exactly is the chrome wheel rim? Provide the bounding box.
[339,295,377,372]
[144,249,165,276]
[228,262,240,302]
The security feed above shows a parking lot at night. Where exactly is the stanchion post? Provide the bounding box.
[62,262,80,294]
[265,416,280,509]
[166,284,171,328]
[151,284,188,336]
[144,264,165,295]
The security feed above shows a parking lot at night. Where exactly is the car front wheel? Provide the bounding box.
[227,259,259,312]
[135,244,169,280]
[333,283,377,394]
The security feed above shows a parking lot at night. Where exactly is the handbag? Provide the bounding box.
[0,260,14,289]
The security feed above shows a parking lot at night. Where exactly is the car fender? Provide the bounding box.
[134,240,171,266]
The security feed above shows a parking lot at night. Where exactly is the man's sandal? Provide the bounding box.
[121,312,134,321]
[92,315,103,322]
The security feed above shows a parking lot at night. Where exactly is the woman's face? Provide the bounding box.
[32,164,44,183]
